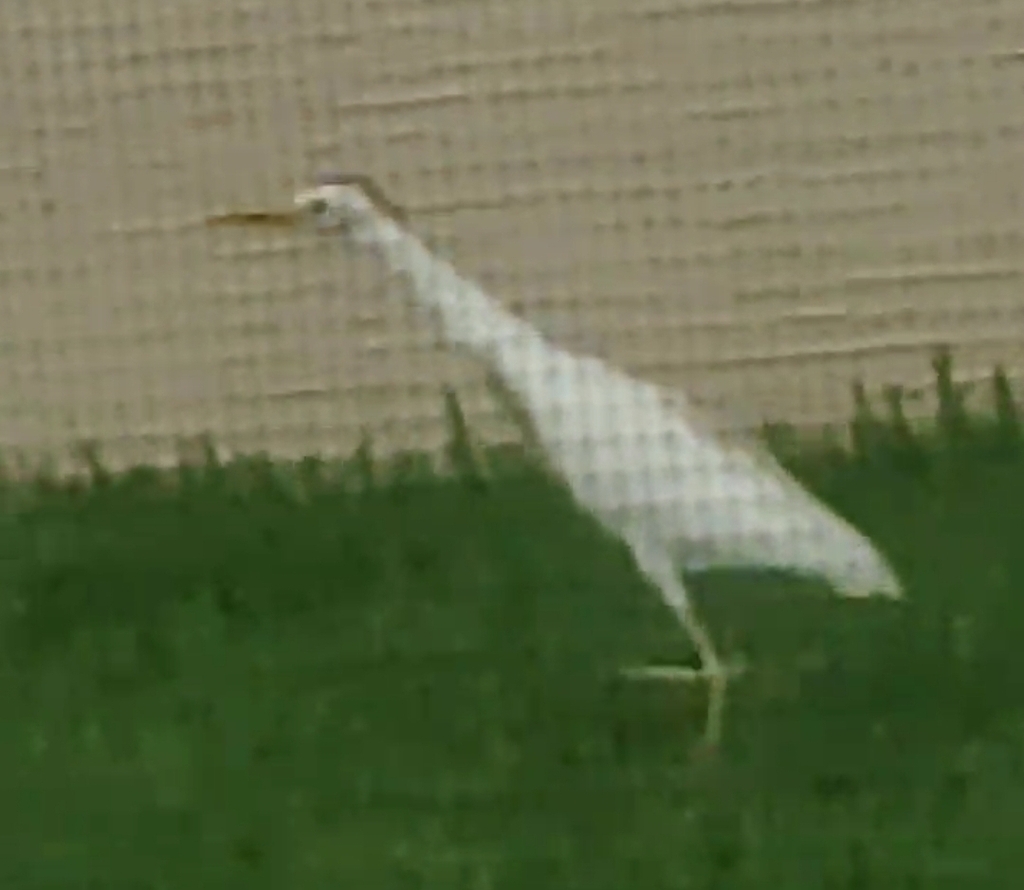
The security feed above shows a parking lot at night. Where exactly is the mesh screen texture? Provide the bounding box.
[2,0,1024,474]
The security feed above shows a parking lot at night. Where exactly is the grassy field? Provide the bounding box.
[2,352,1024,888]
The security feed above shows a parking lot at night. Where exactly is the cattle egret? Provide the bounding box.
[207,172,904,751]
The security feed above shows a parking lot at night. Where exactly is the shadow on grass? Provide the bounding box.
[0,348,1023,888]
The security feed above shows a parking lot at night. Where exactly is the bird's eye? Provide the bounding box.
[308,198,329,215]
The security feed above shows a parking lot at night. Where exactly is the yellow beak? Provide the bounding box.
[204,209,300,229]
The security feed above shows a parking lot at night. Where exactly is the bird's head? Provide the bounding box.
[292,172,407,243]
[205,172,408,243]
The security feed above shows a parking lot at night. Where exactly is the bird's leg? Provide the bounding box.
[619,536,744,748]
[681,605,728,749]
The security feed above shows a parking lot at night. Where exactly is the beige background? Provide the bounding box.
[2,0,1024,473]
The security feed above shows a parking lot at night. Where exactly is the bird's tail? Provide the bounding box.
[821,523,904,600]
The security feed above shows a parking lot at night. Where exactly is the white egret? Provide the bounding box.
[208,172,903,750]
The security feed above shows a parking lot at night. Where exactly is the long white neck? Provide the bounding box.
[357,213,550,378]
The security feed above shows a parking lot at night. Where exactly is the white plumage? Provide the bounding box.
[210,172,903,751]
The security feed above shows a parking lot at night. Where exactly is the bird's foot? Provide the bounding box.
[620,658,746,755]
[619,656,747,683]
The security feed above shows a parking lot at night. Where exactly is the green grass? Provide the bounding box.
[3,349,1024,888]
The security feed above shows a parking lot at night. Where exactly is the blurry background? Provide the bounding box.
[2,0,1024,472]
